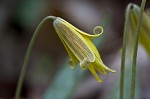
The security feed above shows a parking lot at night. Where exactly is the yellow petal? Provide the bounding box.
[75,26,103,39]
[83,36,101,59]
[130,4,150,55]
[94,57,116,74]
[88,65,102,83]
[53,17,95,68]
[56,31,78,68]
[53,17,115,82]
[139,13,150,55]
[58,17,103,39]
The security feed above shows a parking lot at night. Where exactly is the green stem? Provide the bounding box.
[131,0,146,99]
[120,4,131,99]
[14,16,56,99]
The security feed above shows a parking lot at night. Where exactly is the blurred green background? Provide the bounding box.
[0,0,150,99]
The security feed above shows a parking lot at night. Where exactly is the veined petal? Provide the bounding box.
[53,17,95,69]
[83,36,101,59]
[53,17,115,82]
[58,17,103,39]
[56,29,78,68]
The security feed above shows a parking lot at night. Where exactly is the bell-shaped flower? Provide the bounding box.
[128,3,150,56]
[52,17,115,82]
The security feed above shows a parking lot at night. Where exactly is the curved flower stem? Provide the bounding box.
[14,16,56,99]
[120,4,131,99]
[131,0,146,99]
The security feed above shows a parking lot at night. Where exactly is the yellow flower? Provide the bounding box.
[129,4,150,55]
[53,17,115,82]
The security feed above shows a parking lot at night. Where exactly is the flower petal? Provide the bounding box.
[83,36,101,59]
[94,57,116,75]
[75,26,103,39]
[53,17,96,69]
[130,4,150,55]
[58,17,103,39]
[88,65,102,82]
[56,30,79,68]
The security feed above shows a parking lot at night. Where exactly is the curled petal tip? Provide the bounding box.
[52,16,115,82]
[93,26,103,35]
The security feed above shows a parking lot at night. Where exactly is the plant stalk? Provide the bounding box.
[120,4,131,99]
[14,16,56,99]
[131,0,146,99]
